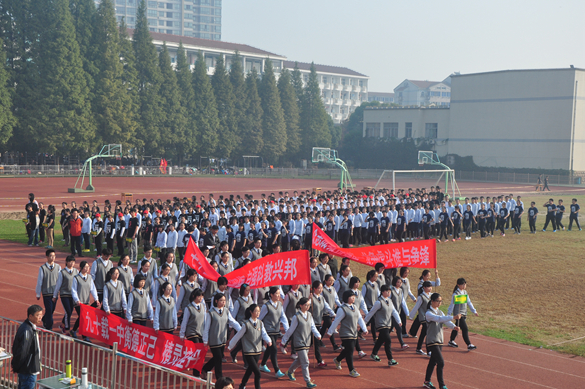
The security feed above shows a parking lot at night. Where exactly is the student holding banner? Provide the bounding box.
[447,278,478,350]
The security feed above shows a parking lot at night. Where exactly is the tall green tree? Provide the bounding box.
[277,68,301,163]
[175,42,197,162]
[30,0,95,155]
[211,55,237,158]
[192,51,219,155]
[238,68,263,156]
[299,63,331,157]
[92,0,137,149]
[229,51,247,158]
[158,43,188,162]
[69,0,98,93]
[133,0,164,155]
[291,63,305,106]
[0,39,16,145]
[259,59,287,163]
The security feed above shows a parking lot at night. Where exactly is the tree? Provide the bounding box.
[158,43,188,162]
[291,63,305,106]
[211,55,237,158]
[238,68,263,156]
[0,39,15,145]
[175,42,197,162]
[299,63,331,158]
[133,0,164,155]
[69,0,98,93]
[29,0,95,156]
[259,59,287,163]
[277,68,301,163]
[92,0,137,149]
[229,51,247,158]
[192,51,219,155]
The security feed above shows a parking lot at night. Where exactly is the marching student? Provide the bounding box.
[153,281,178,334]
[317,253,332,281]
[71,260,101,340]
[283,284,303,324]
[228,304,272,389]
[363,284,400,366]
[398,267,416,338]
[568,198,581,231]
[126,274,154,327]
[447,278,478,350]
[362,270,380,341]
[90,249,113,303]
[390,277,410,350]
[117,255,134,298]
[52,255,78,335]
[259,287,288,378]
[102,267,127,318]
[462,204,475,240]
[309,257,321,285]
[527,201,538,233]
[487,203,496,237]
[424,293,461,389]
[542,198,557,232]
[513,200,524,234]
[311,280,336,368]
[556,199,566,231]
[230,284,256,364]
[417,269,441,291]
[409,281,433,355]
[437,206,449,243]
[202,293,242,380]
[322,274,342,351]
[152,263,178,306]
[328,290,369,378]
[177,269,200,320]
[281,297,321,388]
[477,203,487,237]
[179,288,207,377]
[35,249,61,330]
[450,206,462,241]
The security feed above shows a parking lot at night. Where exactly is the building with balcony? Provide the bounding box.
[283,61,369,124]
[394,79,451,107]
[363,67,585,172]
[106,0,222,40]
[368,92,395,104]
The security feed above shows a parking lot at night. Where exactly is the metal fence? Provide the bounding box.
[0,164,582,186]
[0,316,213,389]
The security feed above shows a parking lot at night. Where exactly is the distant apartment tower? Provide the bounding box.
[394,79,451,107]
[283,61,369,124]
[368,92,394,104]
[107,0,222,40]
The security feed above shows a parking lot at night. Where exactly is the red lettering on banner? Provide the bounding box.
[79,304,206,372]
[312,223,436,269]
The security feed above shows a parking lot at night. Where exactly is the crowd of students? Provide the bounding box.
[28,185,579,389]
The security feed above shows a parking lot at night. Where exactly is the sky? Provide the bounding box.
[223,0,585,92]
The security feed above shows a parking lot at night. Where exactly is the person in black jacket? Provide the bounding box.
[11,305,43,389]
[205,225,220,259]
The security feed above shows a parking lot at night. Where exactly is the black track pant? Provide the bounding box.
[261,334,280,371]
[439,225,447,240]
[569,214,581,230]
[202,346,224,379]
[450,315,471,345]
[372,328,393,361]
[241,354,261,389]
[529,218,536,232]
[543,214,556,230]
[335,338,356,371]
[425,345,445,387]
[417,322,428,351]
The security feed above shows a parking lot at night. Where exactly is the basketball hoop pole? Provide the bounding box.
[69,144,122,193]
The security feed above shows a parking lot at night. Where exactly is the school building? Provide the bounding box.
[363,67,585,172]
[128,29,369,124]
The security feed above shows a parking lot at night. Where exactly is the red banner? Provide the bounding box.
[184,235,220,282]
[79,304,206,372]
[225,250,311,288]
[312,223,436,269]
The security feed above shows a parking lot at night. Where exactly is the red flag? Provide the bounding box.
[79,304,206,372]
[225,250,311,288]
[312,223,436,269]
[183,235,220,282]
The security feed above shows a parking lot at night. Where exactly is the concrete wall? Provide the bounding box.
[448,69,581,169]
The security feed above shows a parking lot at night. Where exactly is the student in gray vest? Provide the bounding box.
[409,281,433,355]
[390,277,410,350]
[310,280,336,369]
[230,284,255,365]
[117,255,134,297]
[202,262,219,308]
[424,293,461,389]
[161,251,179,284]
[317,253,332,282]
[364,285,400,366]
[283,285,302,323]
[447,278,478,350]
[126,274,153,327]
[52,255,78,335]
[374,263,385,289]
[137,260,153,296]
[103,268,127,318]
[201,293,241,380]
[141,246,158,281]
[334,264,351,297]
[348,276,369,358]
[154,281,177,334]
[398,267,417,339]
[328,290,368,379]
[35,249,61,330]
[90,249,113,303]
[322,274,342,351]
[179,288,206,377]
[151,263,177,306]
[410,268,440,338]
[309,257,321,285]
[281,297,321,388]
[177,269,200,322]
[259,287,288,379]
[228,304,272,389]
[361,270,380,342]
[71,261,100,340]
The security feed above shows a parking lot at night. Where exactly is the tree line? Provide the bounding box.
[0,0,336,165]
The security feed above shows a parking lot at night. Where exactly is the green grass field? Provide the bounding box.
[3,193,585,356]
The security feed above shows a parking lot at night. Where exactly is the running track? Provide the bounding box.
[1,241,584,389]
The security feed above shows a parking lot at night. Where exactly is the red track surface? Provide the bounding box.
[2,176,585,388]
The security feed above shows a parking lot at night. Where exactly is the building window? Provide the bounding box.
[166,21,173,26]
[147,9,157,16]
[116,6,125,13]
[158,2,165,7]
[322,76,327,83]
[441,92,451,97]
[430,91,441,97]
[365,123,381,138]
[158,11,165,16]
[341,78,346,85]
[166,3,173,8]
[185,4,192,9]
[405,122,412,138]
[166,12,173,17]
[148,18,156,25]
[359,80,364,87]
[185,22,193,28]
[116,0,125,4]
[148,1,157,6]
[383,123,398,138]
[425,123,438,139]
[158,20,165,25]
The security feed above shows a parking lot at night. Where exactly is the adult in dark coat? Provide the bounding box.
[11,305,43,389]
